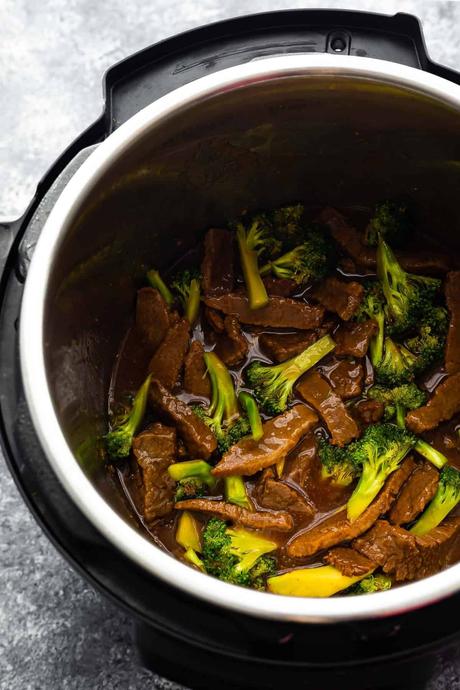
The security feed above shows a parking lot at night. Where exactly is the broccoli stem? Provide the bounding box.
[268,565,373,597]
[369,311,385,367]
[347,462,389,522]
[224,476,252,510]
[146,269,174,306]
[104,373,152,459]
[283,334,336,382]
[414,439,448,469]
[185,277,201,325]
[238,391,263,441]
[168,460,217,487]
[395,403,406,429]
[205,351,239,421]
[236,225,269,310]
[184,548,205,570]
[410,467,460,536]
[176,511,202,552]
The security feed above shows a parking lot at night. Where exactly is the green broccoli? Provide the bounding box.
[235,214,281,310]
[224,475,252,510]
[355,282,385,367]
[346,423,416,521]
[146,268,174,306]
[377,236,441,336]
[411,466,460,536]
[414,439,449,470]
[201,517,278,589]
[259,228,330,284]
[318,439,358,486]
[368,383,427,427]
[171,268,201,325]
[192,352,250,452]
[270,204,305,248]
[348,573,392,594]
[405,313,448,374]
[365,200,411,247]
[104,374,152,459]
[168,460,217,501]
[246,334,336,415]
[374,337,418,387]
[238,391,263,441]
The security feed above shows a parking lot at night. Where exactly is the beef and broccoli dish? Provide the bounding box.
[105,201,460,597]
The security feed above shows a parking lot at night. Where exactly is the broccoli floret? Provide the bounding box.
[224,475,251,510]
[365,200,411,247]
[355,282,385,367]
[168,460,217,501]
[202,518,278,589]
[146,268,174,306]
[318,439,358,486]
[411,466,460,536]
[368,383,427,426]
[377,237,441,336]
[104,374,152,459]
[246,334,336,415]
[192,352,250,452]
[346,423,416,521]
[171,268,201,325]
[271,204,305,248]
[374,337,418,387]
[349,573,392,594]
[248,556,277,591]
[238,391,263,441]
[406,319,447,375]
[260,228,330,284]
[235,214,281,310]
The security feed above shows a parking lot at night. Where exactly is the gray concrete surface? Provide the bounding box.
[1,1,460,688]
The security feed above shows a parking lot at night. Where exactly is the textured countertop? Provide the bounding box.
[1,1,460,688]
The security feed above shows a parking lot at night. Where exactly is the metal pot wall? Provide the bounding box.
[3,10,460,688]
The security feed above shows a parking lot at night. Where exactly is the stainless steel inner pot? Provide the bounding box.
[20,54,460,622]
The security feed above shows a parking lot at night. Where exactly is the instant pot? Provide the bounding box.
[2,10,460,689]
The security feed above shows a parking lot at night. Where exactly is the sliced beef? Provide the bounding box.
[445,271,460,374]
[259,325,333,364]
[148,318,190,391]
[212,405,318,477]
[324,547,375,577]
[318,207,450,274]
[354,399,385,426]
[297,370,360,446]
[201,228,234,296]
[132,423,176,522]
[175,499,293,531]
[214,315,249,367]
[183,341,211,399]
[353,517,460,581]
[312,277,364,321]
[257,471,314,517]
[204,307,225,333]
[406,373,460,433]
[203,293,324,329]
[263,276,298,297]
[286,457,415,558]
[389,461,439,525]
[136,287,169,351]
[326,359,364,400]
[284,433,318,488]
[334,320,378,358]
[149,379,217,458]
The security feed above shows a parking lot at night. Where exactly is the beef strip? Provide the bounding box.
[284,433,318,488]
[353,399,385,426]
[259,325,333,364]
[183,341,211,399]
[175,499,294,531]
[148,318,190,391]
[286,457,416,558]
[334,320,378,358]
[389,461,439,525]
[136,287,169,351]
[201,228,234,296]
[214,315,249,367]
[406,373,460,433]
[445,271,460,374]
[149,379,217,458]
[257,470,314,517]
[353,517,460,581]
[297,370,360,446]
[205,307,225,333]
[132,423,176,522]
[318,207,451,274]
[212,405,318,477]
[203,293,324,329]
[312,277,364,321]
[324,547,375,577]
[263,276,298,297]
[326,359,364,400]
